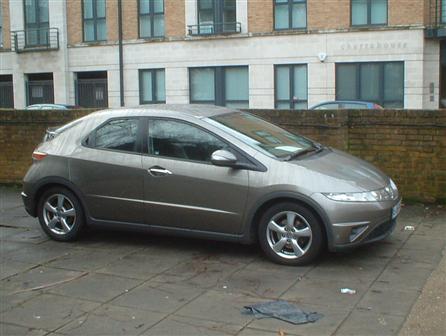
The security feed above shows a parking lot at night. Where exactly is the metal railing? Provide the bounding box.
[12,27,59,53]
[188,22,241,36]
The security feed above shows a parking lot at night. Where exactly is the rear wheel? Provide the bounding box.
[38,187,85,241]
[258,202,323,265]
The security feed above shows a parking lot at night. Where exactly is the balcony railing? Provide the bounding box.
[425,0,446,38]
[12,27,59,53]
[188,22,241,36]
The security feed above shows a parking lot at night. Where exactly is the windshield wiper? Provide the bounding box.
[285,144,324,161]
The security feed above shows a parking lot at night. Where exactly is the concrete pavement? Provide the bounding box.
[0,186,445,336]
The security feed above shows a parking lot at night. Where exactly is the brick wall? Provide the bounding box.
[389,0,426,26]
[107,0,119,42]
[165,0,185,38]
[1,0,11,49]
[308,0,350,31]
[248,0,273,33]
[123,0,138,40]
[67,0,82,45]
[0,109,445,203]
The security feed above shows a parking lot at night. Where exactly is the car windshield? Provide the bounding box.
[207,112,315,158]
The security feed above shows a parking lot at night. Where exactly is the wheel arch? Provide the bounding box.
[30,177,89,220]
[243,192,333,248]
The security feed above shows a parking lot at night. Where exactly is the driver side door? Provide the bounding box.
[141,118,249,234]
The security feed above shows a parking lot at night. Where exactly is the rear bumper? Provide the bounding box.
[21,191,37,217]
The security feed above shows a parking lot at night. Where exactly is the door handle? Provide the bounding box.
[148,166,172,176]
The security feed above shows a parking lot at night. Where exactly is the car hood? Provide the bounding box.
[287,148,390,193]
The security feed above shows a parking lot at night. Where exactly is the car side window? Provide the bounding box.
[148,119,228,162]
[315,103,339,110]
[342,103,367,109]
[94,119,139,152]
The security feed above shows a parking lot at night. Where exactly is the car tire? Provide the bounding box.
[258,202,324,265]
[37,187,85,241]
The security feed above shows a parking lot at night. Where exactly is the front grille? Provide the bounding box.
[365,219,396,242]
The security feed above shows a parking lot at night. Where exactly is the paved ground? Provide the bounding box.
[0,186,445,336]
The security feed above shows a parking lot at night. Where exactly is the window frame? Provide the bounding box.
[273,0,307,31]
[350,0,388,27]
[83,117,144,155]
[274,64,308,109]
[335,61,405,108]
[139,68,166,104]
[23,0,50,46]
[0,0,3,48]
[188,65,249,108]
[82,0,107,42]
[138,0,165,39]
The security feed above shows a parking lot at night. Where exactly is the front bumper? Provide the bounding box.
[311,193,401,251]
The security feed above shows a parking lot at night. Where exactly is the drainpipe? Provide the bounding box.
[118,0,124,106]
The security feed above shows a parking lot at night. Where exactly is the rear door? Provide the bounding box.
[141,118,249,234]
[70,117,145,224]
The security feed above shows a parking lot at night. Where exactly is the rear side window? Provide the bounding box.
[94,119,139,152]
[148,119,228,162]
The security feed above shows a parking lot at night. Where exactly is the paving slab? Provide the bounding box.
[281,276,369,309]
[111,281,204,314]
[175,290,261,326]
[0,187,444,335]
[0,322,48,336]
[57,304,165,336]
[48,272,142,303]
[142,315,243,336]
[246,303,350,336]
[0,293,99,330]
[334,308,406,336]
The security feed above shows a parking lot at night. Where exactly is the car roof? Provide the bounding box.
[312,100,374,106]
[89,104,238,119]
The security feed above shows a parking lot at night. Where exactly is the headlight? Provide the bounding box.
[324,181,398,202]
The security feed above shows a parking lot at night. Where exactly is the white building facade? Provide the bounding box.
[0,0,444,109]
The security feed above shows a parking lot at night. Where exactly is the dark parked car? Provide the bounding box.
[22,105,400,265]
[310,101,383,110]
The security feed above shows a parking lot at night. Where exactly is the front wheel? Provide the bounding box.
[37,187,85,241]
[258,202,324,265]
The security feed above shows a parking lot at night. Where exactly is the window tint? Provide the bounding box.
[274,0,307,30]
[83,0,107,42]
[336,62,404,108]
[351,0,387,26]
[275,64,308,109]
[189,66,248,108]
[139,69,166,104]
[95,119,139,152]
[139,0,164,38]
[149,119,228,162]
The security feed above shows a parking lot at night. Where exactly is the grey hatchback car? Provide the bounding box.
[22,105,401,265]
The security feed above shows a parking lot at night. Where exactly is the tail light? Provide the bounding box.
[32,151,47,161]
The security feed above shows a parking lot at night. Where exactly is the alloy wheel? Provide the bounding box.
[266,211,313,259]
[42,194,77,235]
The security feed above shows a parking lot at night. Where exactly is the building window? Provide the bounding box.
[336,62,404,108]
[274,0,307,30]
[138,0,164,38]
[442,0,446,24]
[191,0,238,35]
[190,66,249,108]
[139,69,165,104]
[351,0,387,26]
[0,75,14,108]
[83,0,107,42]
[26,73,54,105]
[24,0,49,46]
[76,71,108,107]
[275,64,308,109]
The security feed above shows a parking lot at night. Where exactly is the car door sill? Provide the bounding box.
[88,217,249,243]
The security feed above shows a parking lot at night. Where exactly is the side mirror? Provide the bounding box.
[211,149,238,167]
